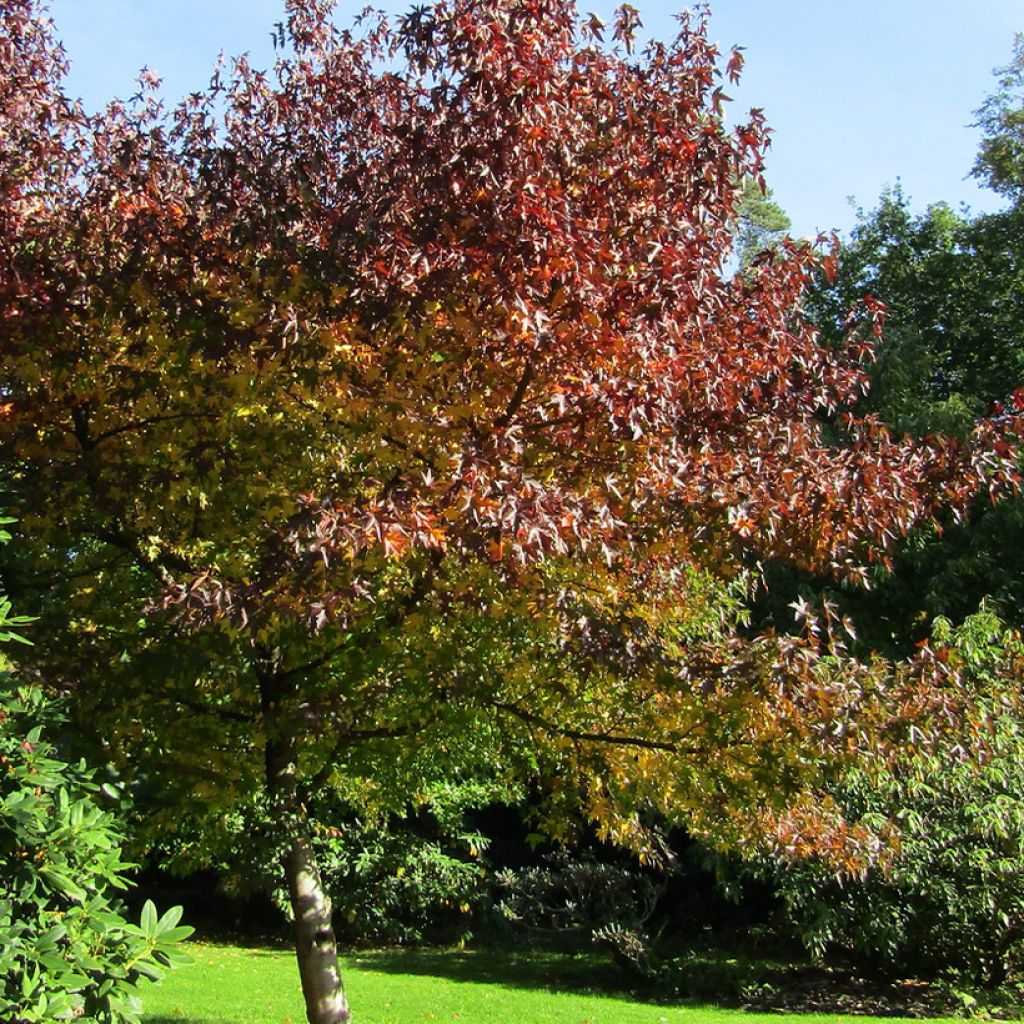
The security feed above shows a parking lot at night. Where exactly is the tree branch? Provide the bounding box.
[279,640,354,684]
[303,721,420,796]
[494,358,534,430]
[88,525,194,586]
[492,700,683,753]
[169,696,257,725]
[2,554,132,594]
[91,412,214,445]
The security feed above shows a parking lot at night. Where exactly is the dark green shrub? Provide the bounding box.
[494,851,666,979]
[0,682,193,1022]
[0,522,192,1022]
[769,609,1024,987]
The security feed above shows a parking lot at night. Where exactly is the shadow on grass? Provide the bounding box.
[344,945,775,1007]
[349,947,627,995]
[188,930,293,952]
[146,1018,231,1024]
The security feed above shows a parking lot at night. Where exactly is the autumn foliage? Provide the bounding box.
[2,0,1023,1019]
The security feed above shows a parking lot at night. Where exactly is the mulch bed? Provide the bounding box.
[742,965,969,1018]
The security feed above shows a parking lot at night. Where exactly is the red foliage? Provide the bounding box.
[2,0,1022,880]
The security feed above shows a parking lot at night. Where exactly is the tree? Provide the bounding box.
[974,32,1024,201]
[734,177,791,271]
[2,1,1021,1021]
[805,186,1024,439]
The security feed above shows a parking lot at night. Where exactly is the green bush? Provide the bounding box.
[0,681,193,1022]
[0,519,192,1022]
[494,851,666,979]
[768,609,1024,987]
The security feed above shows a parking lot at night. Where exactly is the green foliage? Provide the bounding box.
[0,682,193,1022]
[0,596,32,650]
[767,609,1024,986]
[873,495,1024,647]
[494,850,665,979]
[314,812,488,946]
[0,518,33,656]
[140,774,497,947]
[805,186,1024,438]
[0,523,192,1022]
[734,179,792,270]
[974,33,1024,200]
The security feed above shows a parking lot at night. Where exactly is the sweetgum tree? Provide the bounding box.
[2,1,1022,1020]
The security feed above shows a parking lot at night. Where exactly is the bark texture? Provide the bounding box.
[284,832,351,1024]
[262,662,351,1024]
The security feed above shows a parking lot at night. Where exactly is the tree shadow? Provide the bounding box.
[146,1018,230,1024]
[345,946,664,1002]
[343,944,796,1009]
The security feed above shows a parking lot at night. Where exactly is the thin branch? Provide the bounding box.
[65,408,197,586]
[4,554,132,592]
[334,723,415,746]
[169,696,257,725]
[304,721,419,796]
[519,407,589,436]
[494,358,534,430]
[92,412,214,445]
[379,432,439,472]
[88,525,194,585]
[492,700,682,753]
[278,639,353,683]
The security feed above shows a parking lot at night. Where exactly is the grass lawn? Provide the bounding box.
[140,942,963,1024]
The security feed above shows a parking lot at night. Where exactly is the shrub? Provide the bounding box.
[0,519,192,1022]
[768,609,1024,987]
[0,681,193,1022]
[494,850,666,979]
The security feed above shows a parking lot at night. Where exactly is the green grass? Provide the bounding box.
[140,942,963,1024]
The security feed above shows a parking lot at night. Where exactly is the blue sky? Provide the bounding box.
[45,0,1021,238]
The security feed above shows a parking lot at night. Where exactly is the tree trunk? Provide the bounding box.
[284,830,352,1024]
[260,660,352,1024]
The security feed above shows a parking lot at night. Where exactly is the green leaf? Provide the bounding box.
[38,867,87,904]
[43,992,74,1017]
[133,959,167,981]
[156,924,195,944]
[140,898,158,937]
[154,903,183,934]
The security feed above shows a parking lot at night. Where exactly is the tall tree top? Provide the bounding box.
[975,32,1024,201]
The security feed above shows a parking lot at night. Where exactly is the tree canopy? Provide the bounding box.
[2,1,1022,1020]
[805,187,1024,439]
[975,32,1024,201]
